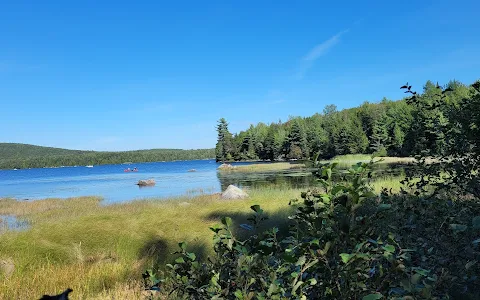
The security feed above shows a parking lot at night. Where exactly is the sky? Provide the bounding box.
[1,0,479,151]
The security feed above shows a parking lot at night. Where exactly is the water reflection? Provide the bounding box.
[217,163,415,191]
[217,169,316,191]
[0,215,29,233]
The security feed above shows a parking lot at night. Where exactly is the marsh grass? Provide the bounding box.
[0,172,406,299]
[0,188,301,299]
[371,175,406,194]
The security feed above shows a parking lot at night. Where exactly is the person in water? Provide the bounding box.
[133,167,138,171]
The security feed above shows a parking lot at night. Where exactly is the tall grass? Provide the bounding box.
[0,189,301,299]
[0,174,405,299]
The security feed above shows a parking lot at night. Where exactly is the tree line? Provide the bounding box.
[216,79,475,162]
[0,146,215,169]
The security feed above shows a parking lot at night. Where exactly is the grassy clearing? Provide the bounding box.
[371,175,405,194]
[219,162,306,172]
[0,174,405,299]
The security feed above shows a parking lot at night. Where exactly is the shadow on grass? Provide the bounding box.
[204,206,295,240]
[138,205,297,271]
[138,237,210,270]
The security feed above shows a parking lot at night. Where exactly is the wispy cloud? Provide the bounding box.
[264,89,287,105]
[266,99,286,105]
[296,29,349,79]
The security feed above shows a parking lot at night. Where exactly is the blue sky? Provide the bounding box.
[1,0,479,151]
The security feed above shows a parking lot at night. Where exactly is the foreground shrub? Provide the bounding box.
[143,160,480,299]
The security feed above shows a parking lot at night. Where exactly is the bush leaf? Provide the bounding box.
[450,223,467,233]
[472,216,480,230]
[340,253,352,264]
[362,293,383,300]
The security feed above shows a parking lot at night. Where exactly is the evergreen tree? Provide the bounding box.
[263,126,276,161]
[390,124,406,156]
[306,120,328,158]
[215,118,235,162]
[406,81,448,156]
[273,127,287,160]
[369,112,389,154]
[286,119,309,159]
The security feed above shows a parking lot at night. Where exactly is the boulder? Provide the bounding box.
[136,179,156,186]
[0,258,14,278]
[217,163,237,170]
[221,185,248,200]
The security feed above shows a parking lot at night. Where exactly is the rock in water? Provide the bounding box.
[137,179,156,186]
[221,185,248,200]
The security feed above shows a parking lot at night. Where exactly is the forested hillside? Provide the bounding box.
[215,79,474,161]
[0,144,215,169]
[0,143,93,160]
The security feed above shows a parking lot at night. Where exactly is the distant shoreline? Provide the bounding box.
[0,157,217,171]
[0,143,215,170]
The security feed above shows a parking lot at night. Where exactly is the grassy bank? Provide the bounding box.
[320,154,415,167]
[219,162,306,172]
[219,155,415,173]
[0,175,405,299]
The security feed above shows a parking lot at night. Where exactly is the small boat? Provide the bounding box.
[86,165,94,168]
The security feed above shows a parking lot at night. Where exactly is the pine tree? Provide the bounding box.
[369,113,389,154]
[215,118,235,162]
[286,120,308,159]
[263,127,276,161]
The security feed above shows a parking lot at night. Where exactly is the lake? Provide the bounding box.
[0,160,317,204]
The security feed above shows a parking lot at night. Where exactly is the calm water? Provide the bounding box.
[0,160,316,204]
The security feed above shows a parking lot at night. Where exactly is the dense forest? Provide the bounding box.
[216,79,474,162]
[0,143,215,169]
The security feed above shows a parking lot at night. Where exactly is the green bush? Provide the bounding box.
[143,159,480,299]
[373,147,388,157]
[143,82,480,298]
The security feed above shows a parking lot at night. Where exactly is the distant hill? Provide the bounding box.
[0,143,215,169]
[0,143,92,160]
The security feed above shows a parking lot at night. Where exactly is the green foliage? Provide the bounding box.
[0,143,215,169]
[145,159,480,299]
[402,81,480,200]
[286,119,309,159]
[216,118,235,162]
